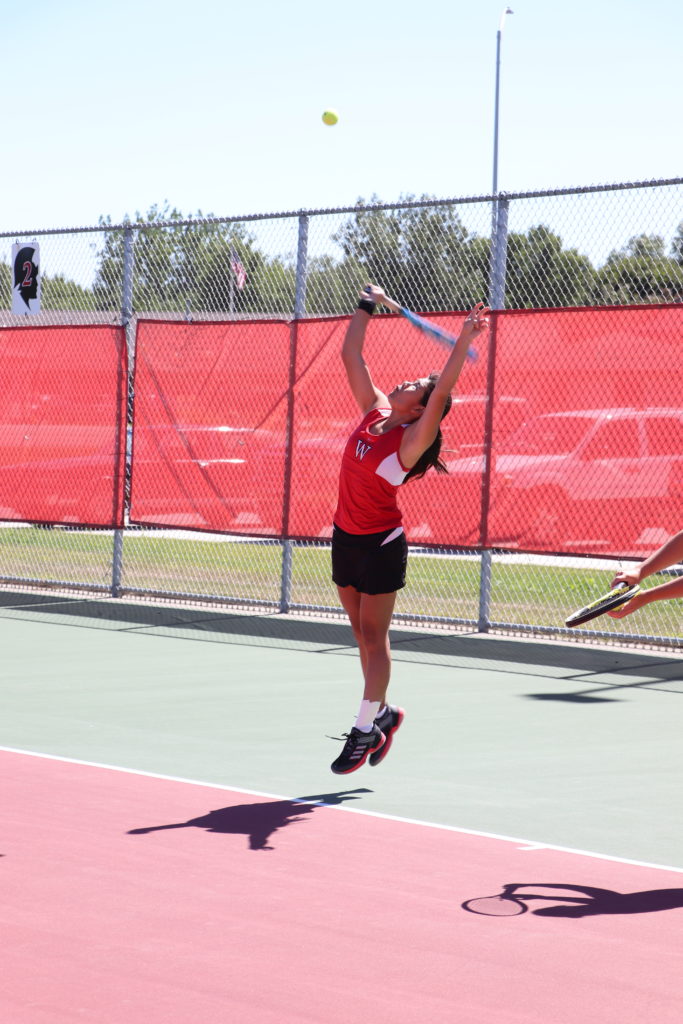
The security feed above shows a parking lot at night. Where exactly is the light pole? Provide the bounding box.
[481,8,514,632]
[492,6,514,196]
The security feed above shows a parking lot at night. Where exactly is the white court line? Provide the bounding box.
[3,744,682,875]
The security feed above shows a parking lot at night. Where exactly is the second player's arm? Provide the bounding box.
[609,529,683,616]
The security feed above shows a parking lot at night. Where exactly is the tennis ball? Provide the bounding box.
[322,109,338,126]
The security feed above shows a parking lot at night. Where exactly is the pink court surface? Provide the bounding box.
[2,749,682,1024]
[1,598,683,1022]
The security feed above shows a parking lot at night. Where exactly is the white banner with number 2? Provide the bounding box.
[11,242,41,315]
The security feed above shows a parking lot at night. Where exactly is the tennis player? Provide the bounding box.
[330,284,489,774]
[608,529,683,618]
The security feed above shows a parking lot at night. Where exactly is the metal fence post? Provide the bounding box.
[478,197,510,631]
[279,214,309,612]
[111,226,135,597]
[489,198,509,310]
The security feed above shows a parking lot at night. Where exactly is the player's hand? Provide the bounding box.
[607,591,648,619]
[361,283,386,305]
[611,569,641,589]
[462,302,490,338]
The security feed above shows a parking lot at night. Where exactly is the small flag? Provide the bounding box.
[230,249,246,290]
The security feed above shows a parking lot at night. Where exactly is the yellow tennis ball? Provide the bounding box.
[322,109,338,126]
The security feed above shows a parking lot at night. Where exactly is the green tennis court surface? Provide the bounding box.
[1,590,682,868]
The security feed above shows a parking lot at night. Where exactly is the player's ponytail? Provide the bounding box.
[404,373,453,483]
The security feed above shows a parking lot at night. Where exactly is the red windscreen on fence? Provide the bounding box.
[0,325,127,527]
[129,305,683,558]
[130,320,292,533]
[483,306,683,556]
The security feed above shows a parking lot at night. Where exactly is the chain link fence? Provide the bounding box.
[0,177,682,649]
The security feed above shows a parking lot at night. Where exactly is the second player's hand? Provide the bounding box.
[611,569,641,589]
[607,591,648,619]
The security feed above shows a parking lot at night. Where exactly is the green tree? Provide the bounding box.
[41,274,95,311]
[596,234,683,303]
[332,203,600,311]
[504,225,597,308]
[332,195,489,311]
[93,203,265,316]
[0,261,11,306]
[670,222,683,266]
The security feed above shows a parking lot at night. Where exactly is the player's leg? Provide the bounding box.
[357,590,396,704]
[330,531,406,773]
[358,590,405,767]
[330,586,392,775]
[336,583,369,681]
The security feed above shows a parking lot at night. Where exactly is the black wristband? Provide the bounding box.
[357,298,376,314]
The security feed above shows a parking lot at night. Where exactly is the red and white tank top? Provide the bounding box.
[334,408,410,534]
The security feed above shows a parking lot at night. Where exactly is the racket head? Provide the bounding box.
[565,582,640,628]
[399,307,477,361]
[462,895,527,917]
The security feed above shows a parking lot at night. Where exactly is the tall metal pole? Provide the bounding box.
[492,6,513,197]
[481,7,513,632]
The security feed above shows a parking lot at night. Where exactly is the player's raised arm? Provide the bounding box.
[400,304,489,469]
[340,286,388,414]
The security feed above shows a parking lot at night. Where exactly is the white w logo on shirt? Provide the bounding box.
[355,440,372,460]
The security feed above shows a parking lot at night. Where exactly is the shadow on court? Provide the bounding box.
[0,589,681,698]
[524,661,683,703]
[127,788,371,851]
[466,882,683,917]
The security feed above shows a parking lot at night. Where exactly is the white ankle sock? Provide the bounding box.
[354,700,380,732]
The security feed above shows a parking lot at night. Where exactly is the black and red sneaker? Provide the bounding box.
[330,724,385,775]
[368,705,404,766]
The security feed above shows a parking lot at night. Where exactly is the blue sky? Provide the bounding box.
[1,0,680,232]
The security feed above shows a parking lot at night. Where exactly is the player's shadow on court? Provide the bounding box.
[127,788,370,851]
[479,882,683,917]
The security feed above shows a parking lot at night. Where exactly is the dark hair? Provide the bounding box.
[404,372,453,483]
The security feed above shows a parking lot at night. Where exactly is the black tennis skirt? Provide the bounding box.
[331,524,408,595]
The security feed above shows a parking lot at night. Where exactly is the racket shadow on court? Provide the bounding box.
[462,882,683,918]
[127,789,371,852]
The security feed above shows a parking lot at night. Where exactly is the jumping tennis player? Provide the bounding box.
[330,284,489,774]
[608,529,683,618]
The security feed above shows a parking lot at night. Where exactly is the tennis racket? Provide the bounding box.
[461,894,528,917]
[369,289,478,362]
[565,581,640,628]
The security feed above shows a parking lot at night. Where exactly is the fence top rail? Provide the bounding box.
[0,176,681,240]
